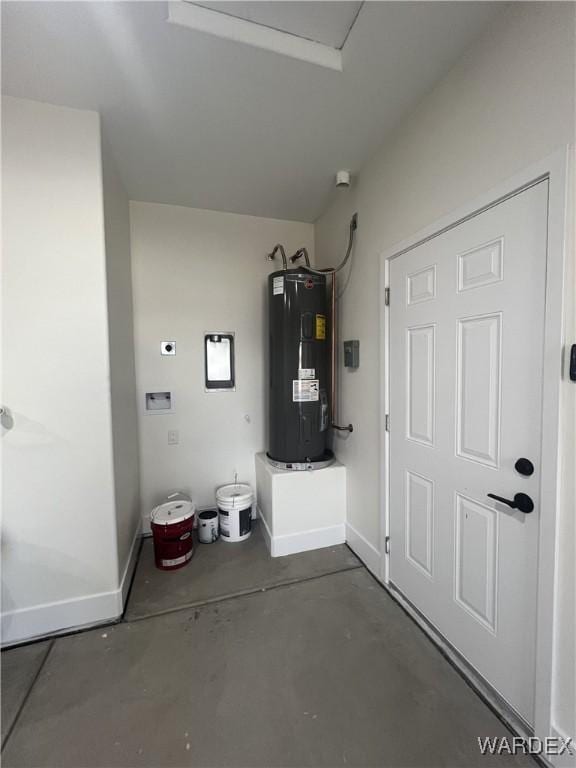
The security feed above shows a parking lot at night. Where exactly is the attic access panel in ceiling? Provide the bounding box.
[168,1,364,70]
[194,2,363,48]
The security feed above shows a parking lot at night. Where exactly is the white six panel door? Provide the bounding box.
[389,182,548,725]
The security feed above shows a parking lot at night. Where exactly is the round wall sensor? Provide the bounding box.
[336,170,351,188]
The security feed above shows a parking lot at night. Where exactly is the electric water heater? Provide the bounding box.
[267,268,332,468]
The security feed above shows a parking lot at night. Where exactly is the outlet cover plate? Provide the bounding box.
[161,341,176,355]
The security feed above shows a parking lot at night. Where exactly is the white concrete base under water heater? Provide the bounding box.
[255,452,347,557]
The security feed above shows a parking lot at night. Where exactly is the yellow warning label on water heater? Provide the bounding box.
[315,314,326,340]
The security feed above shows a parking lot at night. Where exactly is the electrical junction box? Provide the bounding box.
[343,340,359,369]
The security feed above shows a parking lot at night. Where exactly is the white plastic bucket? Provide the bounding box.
[198,509,219,544]
[216,483,253,542]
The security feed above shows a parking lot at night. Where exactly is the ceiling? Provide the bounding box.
[194,2,363,48]
[1,2,502,222]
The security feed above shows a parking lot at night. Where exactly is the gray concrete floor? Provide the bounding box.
[1,640,51,746]
[1,531,534,768]
[126,521,362,621]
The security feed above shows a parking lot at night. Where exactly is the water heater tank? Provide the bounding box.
[267,268,332,467]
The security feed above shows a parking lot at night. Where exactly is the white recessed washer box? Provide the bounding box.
[145,391,174,414]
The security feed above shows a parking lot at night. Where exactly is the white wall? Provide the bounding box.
[1,97,120,643]
[102,139,141,587]
[130,202,313,525]
[315,0,575,750]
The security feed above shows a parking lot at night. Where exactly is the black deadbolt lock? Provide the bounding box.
[515,458,534,476]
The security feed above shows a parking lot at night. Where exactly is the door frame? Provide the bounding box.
[379,146,573,742]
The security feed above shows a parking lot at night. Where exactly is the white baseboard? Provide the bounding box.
[120,525,142,607]
[1,528,143,648]
[1,588,122,648]
[345,522,381,577]
[257,506,346,558]
[269,522,346,558]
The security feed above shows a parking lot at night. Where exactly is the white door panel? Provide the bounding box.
[389,182,548,724]
[406,324,436,446]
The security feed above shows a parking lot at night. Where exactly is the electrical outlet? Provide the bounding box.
[168,430,179,445]
[161,341,176,355]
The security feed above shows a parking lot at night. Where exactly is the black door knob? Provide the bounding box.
[515,458,534,476]
[487,492,534,514]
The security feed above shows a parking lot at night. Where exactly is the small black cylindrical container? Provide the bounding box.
[267,268,331,464]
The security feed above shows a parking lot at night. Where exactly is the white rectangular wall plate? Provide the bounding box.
[161,341,176,355]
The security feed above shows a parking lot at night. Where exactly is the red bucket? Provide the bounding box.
[150,500,195,571]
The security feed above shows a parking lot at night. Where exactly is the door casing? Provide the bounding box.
[379,147,573,744]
